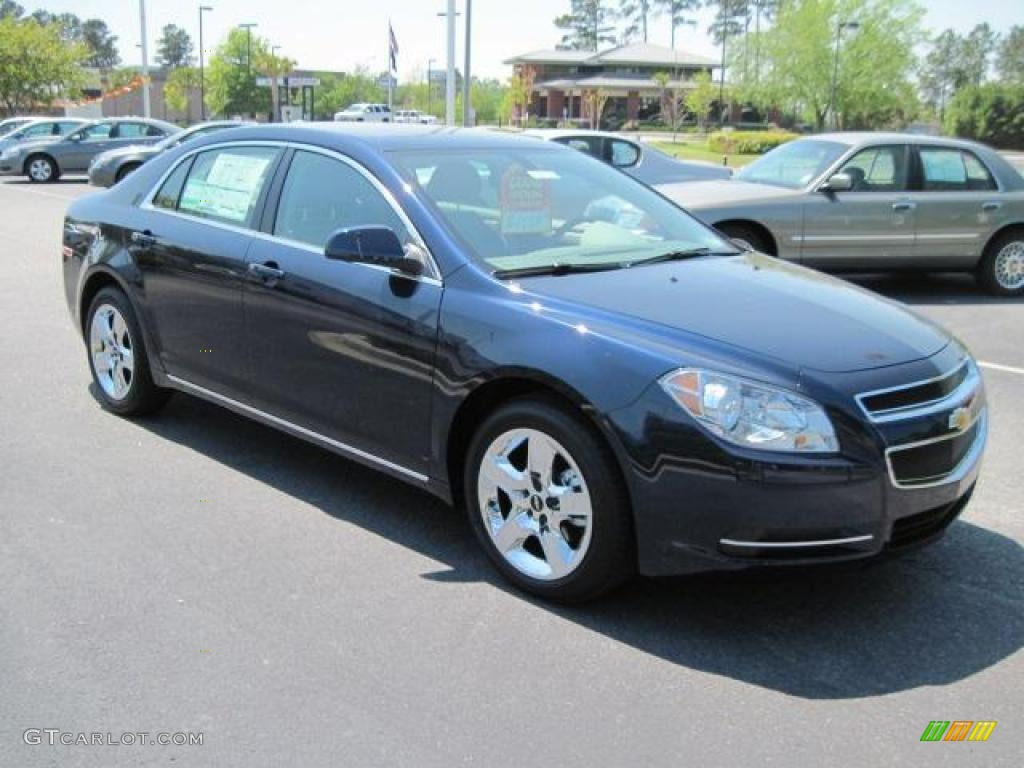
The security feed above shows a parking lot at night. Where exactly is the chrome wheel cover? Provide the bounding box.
[477,428,593,581]
[28,158,52,181]
[994,241,1024,290]
[90,304,134,400]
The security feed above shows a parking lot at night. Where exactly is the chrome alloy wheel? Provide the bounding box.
[90,304,134,400]
[994,240,1024,290]
[477,428,593,580]
[28,157,53,182]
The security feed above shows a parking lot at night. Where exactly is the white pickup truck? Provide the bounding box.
[333,103,392,123]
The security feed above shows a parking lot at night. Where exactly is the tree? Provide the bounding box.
[81,18,119,69]
[0,16,88,113]
[506,65,537,126]
[554,0,617,51]
[165,66,201,121]
[685,69,716,130]
[655,1,701,48]
[961,23,997,87]
[312,68,385,120]
[919,29,961,120]
[618,1,657,43]
[582,88,611,129]
[204,28,274,117]
[752,0,923,131]
[156,24,194,69]
[996,26,1024,84]
[0,1,23,20]
[944,82,1024,148]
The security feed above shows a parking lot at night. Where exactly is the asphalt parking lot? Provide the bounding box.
[0,175,1020,767]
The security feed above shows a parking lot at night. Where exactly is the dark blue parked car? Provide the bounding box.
[62,124,986,601]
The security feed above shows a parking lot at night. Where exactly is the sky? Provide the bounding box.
[18,0,1024,81]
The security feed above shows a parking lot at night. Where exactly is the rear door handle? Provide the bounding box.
[892,201,916,212]
[247,261,285,281]
[129,230,157,247]
[982,201,1002,212]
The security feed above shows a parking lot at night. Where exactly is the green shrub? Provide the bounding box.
[707,130,799,155]
[944,83,1024,149]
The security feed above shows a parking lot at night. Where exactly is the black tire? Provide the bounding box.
[976,229,1024,297]
[115,163,141,183]
[85,287,170,416]
[716,222,769,253]
[464,397,635,602]
[25,154,58,183]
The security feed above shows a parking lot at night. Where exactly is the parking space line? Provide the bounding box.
[979,361,1024,376]
[0,183,85,201]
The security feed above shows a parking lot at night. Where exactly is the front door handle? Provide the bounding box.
[982,201,1002,212]
[248,261,285,281]
[892,201,916,212]
[129,230,157,248]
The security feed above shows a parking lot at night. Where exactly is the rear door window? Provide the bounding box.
[919,148,995,191]
[176,146,280,227]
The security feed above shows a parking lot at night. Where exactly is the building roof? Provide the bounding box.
[535,75,697,92]
[505,43,717,69]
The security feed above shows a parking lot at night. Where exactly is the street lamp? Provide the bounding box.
[829,20,860,130]
[427,58,437,118]
[198,5,212,121]
[239,22,258,118]
[270,44,282,123]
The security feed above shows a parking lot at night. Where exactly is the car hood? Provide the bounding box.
[518,253,950,373]
[656,179,800,209]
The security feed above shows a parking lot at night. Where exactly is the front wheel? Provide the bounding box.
[977,230,1024,296]
[465,398,634,602]
[86,287,170,416]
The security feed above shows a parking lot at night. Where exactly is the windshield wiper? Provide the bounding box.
[626,247,736,268]
[492,261,625,279]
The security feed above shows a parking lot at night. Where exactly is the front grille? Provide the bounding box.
[888,488,973,549]
[860,363,969,416]
[888,420,980,487]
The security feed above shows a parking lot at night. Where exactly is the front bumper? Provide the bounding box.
[607,348,987,576]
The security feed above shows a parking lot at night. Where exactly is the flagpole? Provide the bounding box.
[387,20,393,112]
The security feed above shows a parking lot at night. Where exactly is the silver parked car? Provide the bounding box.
[527,129,732,184]
[0,118,86,155]
[657,133,1024,296]
[0,117,179,182]
[88,120,247,187]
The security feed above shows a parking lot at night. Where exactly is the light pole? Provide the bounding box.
[139,0,150,118]
[198,5,212,121]
[270,44,281,123]
[437,3,458,127]
[239,22,258,118]
[427,58,436,117]
[829,20,860,130]
[462,0,472,126]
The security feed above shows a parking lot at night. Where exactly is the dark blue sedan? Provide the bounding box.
[62,124,986,601]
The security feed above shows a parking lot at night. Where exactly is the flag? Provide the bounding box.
[389,23,399,73]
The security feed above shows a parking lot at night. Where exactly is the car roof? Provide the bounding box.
[806,131,993,152]
[192,122,564,153]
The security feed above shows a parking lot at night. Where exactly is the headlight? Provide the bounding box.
[659,368,838,453]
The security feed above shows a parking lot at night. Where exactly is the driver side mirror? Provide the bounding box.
[325,226,424,277]
[820,171,853,193]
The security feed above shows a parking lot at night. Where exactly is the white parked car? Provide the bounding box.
[394,109,438,125]
[333,103,392,123]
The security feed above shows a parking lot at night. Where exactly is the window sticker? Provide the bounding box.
[500,165,552,235]
[180,153,271,223]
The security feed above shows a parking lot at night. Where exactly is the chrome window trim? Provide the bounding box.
[166,374,430,483]
[138,138,443,283]
[720,534,874,549]
[855,358,976,423]
[884,407,987,490]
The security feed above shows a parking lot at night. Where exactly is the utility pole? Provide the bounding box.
[139,0,150,117]
[270,44,281,123]
[462,0,472,126]
[829,20,860,130]
[240,23,258,118]
[199,5,212,121]
[427,58,436,118]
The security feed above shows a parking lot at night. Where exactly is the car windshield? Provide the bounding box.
[391,147,736,275]
[735,138,848,189]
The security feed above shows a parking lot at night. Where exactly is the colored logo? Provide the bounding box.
[947,406,972,433]
[920,721,997,742]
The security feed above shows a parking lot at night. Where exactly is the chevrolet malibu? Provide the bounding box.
[658,133,1024,296]
[62,124,987,601]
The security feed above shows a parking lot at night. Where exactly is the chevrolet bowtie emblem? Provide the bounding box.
[948,406,972,433]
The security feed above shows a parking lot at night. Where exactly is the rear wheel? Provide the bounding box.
[465,398,634,602]
[86,287,170,416]
[716,222,769,253]
[26,154,58,183]
[977,230,1024,296]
